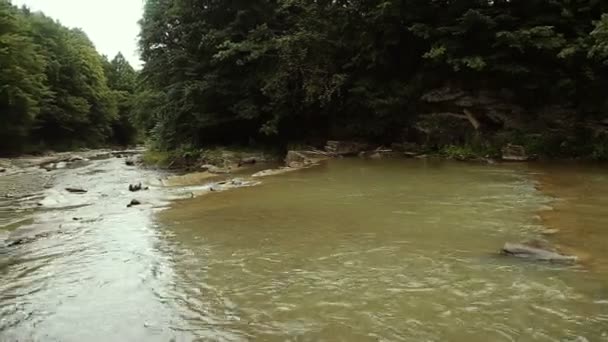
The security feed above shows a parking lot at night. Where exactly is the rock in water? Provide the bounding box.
[201,165,231,174]
[0,167,6,173]
[127,199,141,208]
[125,159,135,166]
[129,183,143,192]
[238,157,257,166]
[65,187,87,194]
[501,144,529,162]
[502,242,577,263]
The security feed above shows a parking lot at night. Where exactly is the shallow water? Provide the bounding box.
[1,158,607,341]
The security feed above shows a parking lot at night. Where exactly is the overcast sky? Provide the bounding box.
[12,0,144,68]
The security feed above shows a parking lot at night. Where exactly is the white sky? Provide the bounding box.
[12,0,144,68]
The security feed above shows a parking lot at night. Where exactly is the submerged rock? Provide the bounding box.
[6,232,52,247]
[501,144,529,162]
[125,159,136,166]
[129,183,145,192]
[253,168,300,178]
[0,167,6,173]
[288,161,305,168]
[127,199,141,208]
[65,187,87,194]
[238,157,257,166]
[502,242,577,263]
[41,162,65,171]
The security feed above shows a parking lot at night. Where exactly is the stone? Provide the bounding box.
[285,151,311,165]
[129,183,143,192]
[230,178,244,186]
[541,229,560,236]
[127,199,141,208]
[502,242,577,263]
[200,164,231,174]
[69,155,85,162]
[285,151,312,167]
[501,144,529,162]
[65,187,87,194]
[125,159,135,166]
[0,167,5,173]
[285,150,329,167]
[288,161,305,168]
[206,165,231,174]
[56,162,68,169]
[325,141,369,156]
[238,157,257,166]
[253,168,299,178]
[369,152,383,160]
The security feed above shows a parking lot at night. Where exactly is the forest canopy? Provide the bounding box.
[0,0,137,153]
[2,0,608,159]
[137,0,608,158]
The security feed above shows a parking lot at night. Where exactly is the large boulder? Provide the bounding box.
[502,242,577,263]
[325,141,369,156]
[501,144,529,162]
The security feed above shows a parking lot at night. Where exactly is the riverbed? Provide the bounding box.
[0,156,607,341]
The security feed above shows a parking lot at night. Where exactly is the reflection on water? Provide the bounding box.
[1,158,607,341]
[161,159,608,341]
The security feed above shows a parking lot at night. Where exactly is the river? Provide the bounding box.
[0,156,607,341]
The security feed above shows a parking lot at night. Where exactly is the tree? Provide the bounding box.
[137,0,608,157]
[0,0,47,151]
[104,52,138,145]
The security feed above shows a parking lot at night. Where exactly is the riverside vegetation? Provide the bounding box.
[2,0,608,160]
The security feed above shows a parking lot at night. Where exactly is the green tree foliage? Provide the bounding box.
[104,53,139,145]
[138,0,608,153]
[0,1,137,153]
[0,0,46,150]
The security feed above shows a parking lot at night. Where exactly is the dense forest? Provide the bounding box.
[137,0,608,159]
[3,0,608,159]
[0,0,137,153]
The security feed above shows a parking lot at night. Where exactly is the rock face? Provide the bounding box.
[501,144,529,161]
[325,141,369,156]
[502,242,577,263]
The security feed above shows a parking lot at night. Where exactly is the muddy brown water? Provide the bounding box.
[0,157,607,341]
